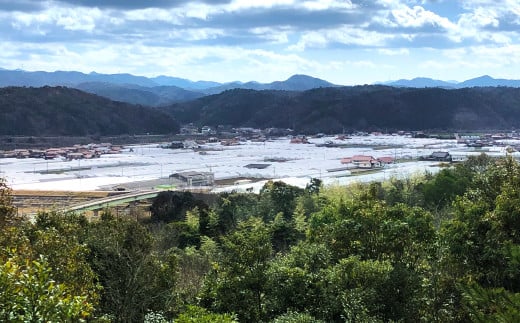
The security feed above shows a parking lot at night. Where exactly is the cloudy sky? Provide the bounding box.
[1,0,519,84]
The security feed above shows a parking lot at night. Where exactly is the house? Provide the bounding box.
[168,141,184,149]
[290,136,309,144]
[183,140,199,149]
[14,149,30,158]
[431,151,451,161]
[421,151,452,162]
[341,155,381,169]
[451,154,468,162]
[244,163,270,169]
[180,123,199,135]
[201,126,215,135]
[378,156,395,165]
[66,152,84,160]
[170,171,215,187]
[29,150,45,158]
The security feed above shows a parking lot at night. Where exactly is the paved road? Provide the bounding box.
[65,190,161,213]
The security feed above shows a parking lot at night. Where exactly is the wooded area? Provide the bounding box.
[163,86,520,133]
[1,154,520,322]
[0,86,179,136]
[4,85,520,137]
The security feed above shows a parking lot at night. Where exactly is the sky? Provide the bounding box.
[1,0,519,85]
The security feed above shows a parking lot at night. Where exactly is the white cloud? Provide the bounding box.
[167,28,226,41]
[11,7,104,33]
[290,26,395,51]
[458,7,499,29]
[123,8,182,23]
[289,31,328,51]
[302,0,354,11]
[390,5,454,29]
[417,44,520,80]
[378,48,410,55]
[1,0,520,84]
[227,0,294,11]
[250,27,290,44]
[55,8,101,32]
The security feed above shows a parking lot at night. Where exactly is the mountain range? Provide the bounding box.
[3,84,520,136]
[161,86,520,133]
[382,75,520,88]
[4,68,520,107]
[0,86,178,136]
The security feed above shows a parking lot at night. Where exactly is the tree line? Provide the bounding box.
[0,86,179,136]
[1,154,520,321]
[162,86,520,133]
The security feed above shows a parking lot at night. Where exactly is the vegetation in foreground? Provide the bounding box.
[1,154,520,322]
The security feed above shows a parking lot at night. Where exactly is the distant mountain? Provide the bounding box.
[383,77,456,88]
[75,82,204,106]
[0,86,179,136]
[4,67,520,108]
[203,74,336,94]
[161,86,520,133]
[458,75,520,88]
[0,69,337,104]
[269,74,336,91]
[0,69,158,87]
[150,75,220,90]
[382,75,520,88]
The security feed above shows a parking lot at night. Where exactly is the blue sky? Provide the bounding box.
[1,0,519,85]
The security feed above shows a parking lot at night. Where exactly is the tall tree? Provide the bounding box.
[85,215,176,322]
[200,218,272,322]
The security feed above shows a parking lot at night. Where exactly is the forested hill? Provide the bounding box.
[162,86,520,132]
[0,86,179,136]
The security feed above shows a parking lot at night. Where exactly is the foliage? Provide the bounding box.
[84,215,176,322]
[0,254,94,322]
[0,177,18,228]
[4,155,520,321]
[271,311,324,323]
[163,86,520,133]
[150,191,208,223]
[200,218,272,322]
[259,180,304,221]
[0,86,179,136]
[175,306,237,323]
[462,283,520,322]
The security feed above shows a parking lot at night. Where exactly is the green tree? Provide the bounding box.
[264,242,331,320]
[422,168,470,210]
[210,192,259,235]
[322,256,392,322]
[269,212,299,253]
[200,218,272,322]
[0,177,18,229]
[271,311,324,323]
[150,191,208,223]
[175,305,237,323]
[0,254,94,322]
[462,283,520,322]
[29,212,99,304]
[85,215,176,322]
[307,187,436,321]
[259,181,304,221]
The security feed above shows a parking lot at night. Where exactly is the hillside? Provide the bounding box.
[0,86,179,136]
[202,74,336,94]
[162,86,520,133]
[75,82,204,106]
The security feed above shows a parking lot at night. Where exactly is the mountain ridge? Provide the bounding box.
[0,69,336,105]
[161,86,520,133]
[0,86,179,136]
[3,68,520,108]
